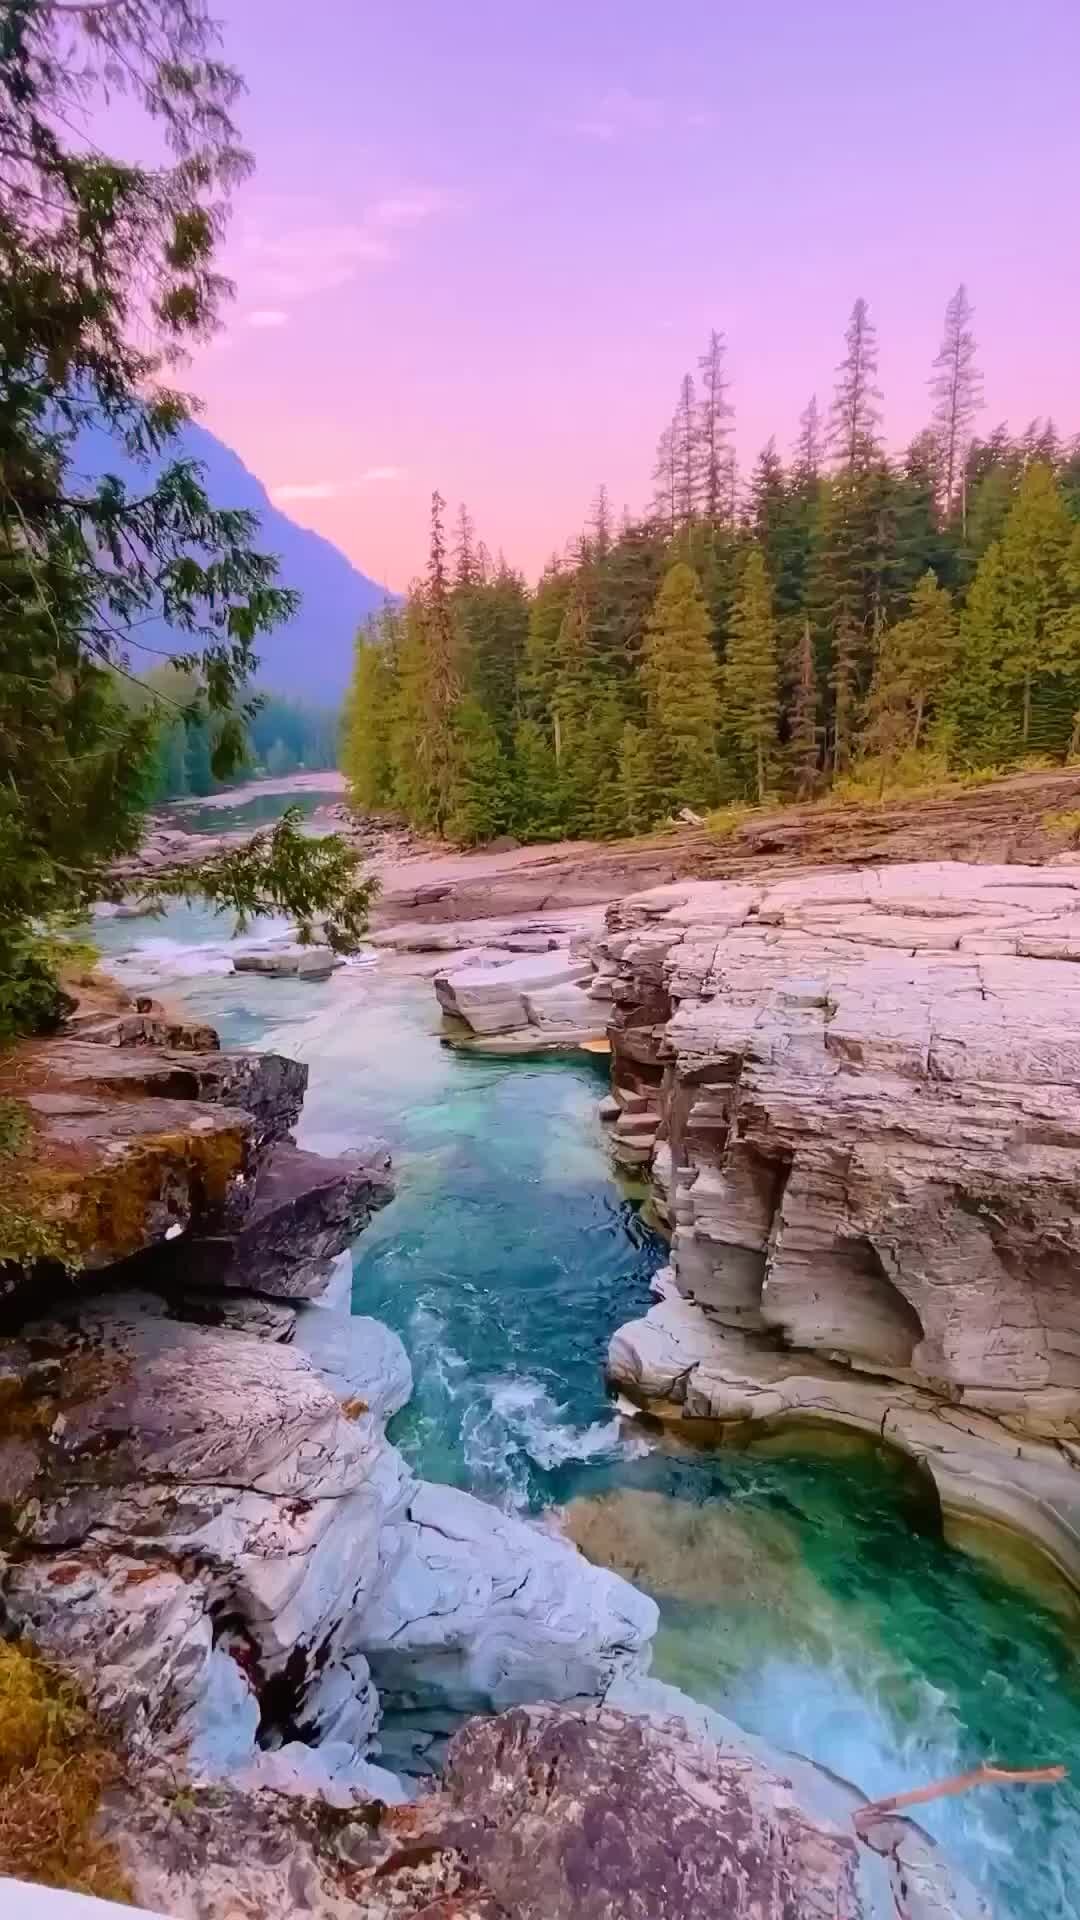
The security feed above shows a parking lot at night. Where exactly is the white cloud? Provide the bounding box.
[271,469,404,502]
[237,188,461,300]
[567,89,715,141]
[369,189,459,228]
[246,308,289,329]
[571,88,665,141]
[271,482,341,502]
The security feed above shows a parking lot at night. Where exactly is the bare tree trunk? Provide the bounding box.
[912,693,925,751]
[1023,670,1032,745]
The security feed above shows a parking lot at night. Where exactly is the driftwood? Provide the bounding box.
[853,1762,1066,1834]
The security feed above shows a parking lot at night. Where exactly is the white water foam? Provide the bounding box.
[405,1304,648,1509]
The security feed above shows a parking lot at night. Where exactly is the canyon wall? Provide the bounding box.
[592,863,1080,1597]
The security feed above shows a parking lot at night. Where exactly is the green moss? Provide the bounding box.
[0,1641,131,1901]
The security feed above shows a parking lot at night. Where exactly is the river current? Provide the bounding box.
[95,839,1080,1920]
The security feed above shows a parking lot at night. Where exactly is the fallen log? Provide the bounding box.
[853,1762,1066,1834]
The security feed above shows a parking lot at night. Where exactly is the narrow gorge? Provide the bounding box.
[3,829,1080,1919]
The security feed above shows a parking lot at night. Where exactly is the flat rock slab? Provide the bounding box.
[3,1094,254,1281]
[435,951,593,1036]
[35,1040,307,1150]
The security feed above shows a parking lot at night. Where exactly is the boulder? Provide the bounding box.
[3,1091,254,1281]
[346,1480,657,1715]
[233,946,343,979]
[177,1141,394,1300]
[435,951,591,1036]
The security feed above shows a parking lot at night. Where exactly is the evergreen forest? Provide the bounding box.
[343,296,1080,842]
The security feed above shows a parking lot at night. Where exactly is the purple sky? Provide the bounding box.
[190,0,1079,589]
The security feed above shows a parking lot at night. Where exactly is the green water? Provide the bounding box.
[94,897,1080,1920]
[166,784,341,834]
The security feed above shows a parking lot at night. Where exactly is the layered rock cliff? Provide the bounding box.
[592,863,1080,1597]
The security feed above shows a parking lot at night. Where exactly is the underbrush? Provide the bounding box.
[704,801,757,840]
[1042,808,1080,845]
[0,1640,130,1901]
[830,749,997,805]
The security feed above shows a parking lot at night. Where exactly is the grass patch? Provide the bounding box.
[1042,809,1080,845]
[704,801,756,840]
[0,1101,30,1160]
[0,1640,130,1901]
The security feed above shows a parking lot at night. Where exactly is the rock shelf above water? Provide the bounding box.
[588,862,1080,1595]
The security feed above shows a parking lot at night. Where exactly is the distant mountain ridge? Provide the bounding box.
[75,418,392,701]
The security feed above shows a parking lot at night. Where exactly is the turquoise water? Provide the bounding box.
[166,784,341,834]
[94,895,1080,1920]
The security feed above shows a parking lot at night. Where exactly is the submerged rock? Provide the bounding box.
[233,945,344,978]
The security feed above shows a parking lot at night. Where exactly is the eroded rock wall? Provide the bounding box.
[596,864,1080,1591]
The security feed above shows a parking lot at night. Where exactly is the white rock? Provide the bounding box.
[435,950,591,1035]
[348,1480,657,1713]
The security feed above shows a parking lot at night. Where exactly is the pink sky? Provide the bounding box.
[190,0,1079,592]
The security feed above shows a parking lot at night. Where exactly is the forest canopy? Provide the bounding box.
[343,299,1080,844]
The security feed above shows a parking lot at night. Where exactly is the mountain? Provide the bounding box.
[75,418,393,701]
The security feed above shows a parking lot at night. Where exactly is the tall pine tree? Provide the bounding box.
[698,330,736,524]
[640,562,720,815]
[930,285,983,526]
[725,548,779,801]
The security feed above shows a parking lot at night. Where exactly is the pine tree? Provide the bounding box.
[415,491,463,827]
[725,548,779,801]
[750,440,787,548]
[995,462,1074,743]
[698,330,735,523]
[454,503,481,587]
[590,484,613,557]
[457,564,529,743]
[618,722,655,834]
[342,608,400,808]
[935,543,1013,767]
[650,424,677,535]
[520,561,573,746]
[788,616,820,798]
[588,520,667,695]
[793,395,824,484]
[829,298,883,473]
[860,633,912,793]
[864,570,957,757]
[445,700,511,845]
[811,468,893,770]
[512,719,563,840]
[640,562,720,814]
[673,374,702,528]
[930,285,983,525]
[581,680,629,838]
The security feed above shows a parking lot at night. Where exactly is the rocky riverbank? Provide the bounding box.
[565,862,1080,1605]
[0,970,989,1916]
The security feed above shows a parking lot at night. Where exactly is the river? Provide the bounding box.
[94,811,1080,1920]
